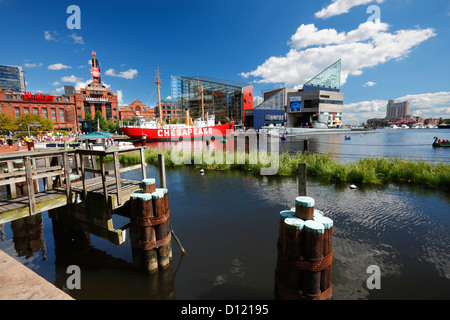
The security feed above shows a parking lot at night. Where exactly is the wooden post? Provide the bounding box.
[80,154,87,200]
[140,148,147,180]
[303,138,309,152]
[113,151,122,206]
[130,192,158,274]
[6,161,17,198]
[158,153,166,189]
[152,191,172,270]
[315,215,333,294]
[300,220,324,297]
[295,196,314,221]
[130,182,173,273]
[99,154,108,203]
[139,178,156,193]
[63,152,72,203]
[24,156,36,216]
[275,197,333,300]
[298,163,306,197]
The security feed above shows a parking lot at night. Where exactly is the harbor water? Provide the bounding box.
[0,128,449,299]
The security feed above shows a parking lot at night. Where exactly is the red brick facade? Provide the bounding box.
[74,78,119,125]
[0,88,77,132]
[119,100,154,120]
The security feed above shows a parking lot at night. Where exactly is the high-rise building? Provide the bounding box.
[171,75,253,126]
[0,65,26,92]
[386,100,410,120]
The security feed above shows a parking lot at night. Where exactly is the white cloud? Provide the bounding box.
[241,21,436,87]
[23,62,43,68]
[68,33,84,45]
[105,68,138,79]
[315,0,385,19]
[363,81,376,87]
[44,30,59,41]
[61,75,83,83]
[48,63,72,70]
[52,81,61,86]
[343,92,450,124]
[55,87,65,93]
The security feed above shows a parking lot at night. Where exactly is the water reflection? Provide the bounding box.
[0,131,449,299]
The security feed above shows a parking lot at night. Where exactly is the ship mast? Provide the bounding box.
[156,68,163,126]
[198,78,204,119]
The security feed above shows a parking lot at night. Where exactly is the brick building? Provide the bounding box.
[119,100,154,120]
[0,86,77,132]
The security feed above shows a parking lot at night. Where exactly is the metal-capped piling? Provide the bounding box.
[275,196,334,300]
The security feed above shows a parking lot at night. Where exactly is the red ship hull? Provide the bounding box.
[120,122,235,141]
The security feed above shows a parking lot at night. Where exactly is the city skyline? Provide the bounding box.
[0,0,449,124]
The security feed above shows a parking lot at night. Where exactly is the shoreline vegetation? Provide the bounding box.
[108,149,449,189]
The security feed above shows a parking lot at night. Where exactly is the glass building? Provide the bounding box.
[0,65,26,92]
[171,75,253,125]
[303,59,341,92]
[246,59,344,129]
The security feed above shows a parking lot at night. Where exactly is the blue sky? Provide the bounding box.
[1,0,449,124]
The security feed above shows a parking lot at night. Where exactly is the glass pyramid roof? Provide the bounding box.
[304,59,341,91]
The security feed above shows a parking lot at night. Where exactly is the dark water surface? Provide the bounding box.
[0,128,449,300]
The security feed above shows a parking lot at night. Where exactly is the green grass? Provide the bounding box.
[114,149,450,189]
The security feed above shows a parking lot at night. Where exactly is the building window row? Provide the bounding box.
[12,106,67,123]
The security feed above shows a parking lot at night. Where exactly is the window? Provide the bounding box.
[60,109,65,122]
[15,107,20,117]
[43,108,48,119]
[51,109,57,122]
[34,108,39,115]
[24,107,29,114]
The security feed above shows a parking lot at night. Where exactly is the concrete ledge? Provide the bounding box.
[0,250,73,300]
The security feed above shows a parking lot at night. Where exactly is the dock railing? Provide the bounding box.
[0,147,147,219]
[76,147,146,206]
[0,149,78,216]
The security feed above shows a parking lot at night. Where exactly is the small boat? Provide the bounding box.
[344,135,351,140]
[432,137,450,147]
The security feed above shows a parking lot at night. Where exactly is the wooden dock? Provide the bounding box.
[0,147,149,299]
[0,147,147,224]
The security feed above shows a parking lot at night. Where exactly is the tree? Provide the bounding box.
[16,114,53,132]
[0,113,16,132]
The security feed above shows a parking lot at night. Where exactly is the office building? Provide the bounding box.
[0,65,26,92]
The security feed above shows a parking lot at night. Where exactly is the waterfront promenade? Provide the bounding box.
[0,249,73,300]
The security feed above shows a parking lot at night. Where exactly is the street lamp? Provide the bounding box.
[19,123,22,137]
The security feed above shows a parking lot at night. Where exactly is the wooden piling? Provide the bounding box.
[275,196,333,300]
[139,178,156,193]
[300,220,324,298]
[130,192,158,273]
[298,163,307,197]
[303,138,309,152]
[295,196,315,221]
[129,180,173,274]
[315,215,333,294]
